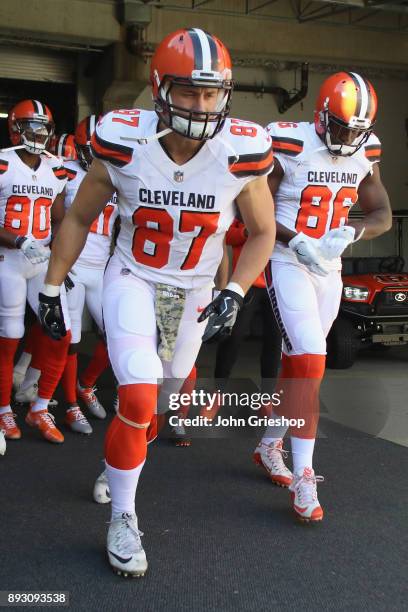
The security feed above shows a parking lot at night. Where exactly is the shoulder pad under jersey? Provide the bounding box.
[364,132,381,163]
[223,118,274,179]
[91,109,153,168]
[265,121,306,158]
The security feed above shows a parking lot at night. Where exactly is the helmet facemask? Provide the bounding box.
[154,74,233,141]
[15,119,54,155]
[319,100,374,157]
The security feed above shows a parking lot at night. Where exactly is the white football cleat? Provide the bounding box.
[253,440,293,487]
[77,382,106,419]
[0,430,6,456]
[107,513,148,577]
[93,469,111,504]
[64,405,93,435]
[289,467,324,523]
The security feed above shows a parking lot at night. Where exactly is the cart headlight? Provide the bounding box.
[343,286,369,301]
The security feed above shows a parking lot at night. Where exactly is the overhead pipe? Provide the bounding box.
[234,62,309,113]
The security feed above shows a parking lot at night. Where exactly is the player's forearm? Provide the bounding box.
[230,229,275,293]
[275,221,296,244]
[45,214,89,287]
[0,227,20,248]
[349,207,392,240]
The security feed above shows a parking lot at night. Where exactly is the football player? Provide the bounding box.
[0,100,72,444]
[40,29,276,576]
[253,72,392,521]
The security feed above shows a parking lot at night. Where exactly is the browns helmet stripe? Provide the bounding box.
[33,100,45,116]
[57,134,69,157]
[363,76,374,119]
[205,31,218,71]
[347,72,363,118]
[194,28,213,71]
[349,72,372,120]
[188,29,203,70]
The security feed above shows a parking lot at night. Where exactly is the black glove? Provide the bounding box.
[64,274,75,293]
[198,289,244,343]
[38,292,67,340]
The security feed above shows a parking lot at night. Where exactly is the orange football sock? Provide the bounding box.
[0,337,19,406]
[79,339,110,389]
[105,383,158,470]
[61,353,78,404]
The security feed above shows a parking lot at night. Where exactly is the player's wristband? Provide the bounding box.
[14,236,27,249]
[43,284,61,298]
[225,281,245,299]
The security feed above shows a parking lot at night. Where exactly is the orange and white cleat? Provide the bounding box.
[289,467,324,523]
[65,405,93,435]
[0,412,22,440]
[25,409,64,444]
[253,440,293,487]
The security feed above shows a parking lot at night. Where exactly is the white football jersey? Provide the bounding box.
[0,150,67,245]
[91,109,273,289]
[65,160,118,267]
[265,121,381,268]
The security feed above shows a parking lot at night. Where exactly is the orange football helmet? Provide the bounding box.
[150,28,233,140]
[51,133,78,160]
[315,72,377,156]
[74,115,97,170]
[8,99,54,155]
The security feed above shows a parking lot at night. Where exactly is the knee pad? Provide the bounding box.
[0,317,25,339]
[291,319,326,355]
[116,347,162,384]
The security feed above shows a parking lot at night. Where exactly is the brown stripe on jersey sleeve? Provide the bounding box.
[0,159,9,174]
[272,136,303,156]
[91,131,133,168]
[365,143,381,162]
[52,166,68,180]
[228,146,274,178]
[66,168,78,181]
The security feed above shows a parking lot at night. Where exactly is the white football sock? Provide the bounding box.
[106,461,145,519]
[30,397,50,412]
[260,411,289,446]
[291,437,315,474]
[0,405,12,415]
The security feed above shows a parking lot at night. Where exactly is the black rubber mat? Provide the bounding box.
[0,348,406,611]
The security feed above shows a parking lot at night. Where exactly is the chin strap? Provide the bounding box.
[0,145,62,163]
[119,127,173,146]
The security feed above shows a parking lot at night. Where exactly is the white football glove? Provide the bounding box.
[19,237,50,264]
[319,226,356,260]
[288,232,329,277]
